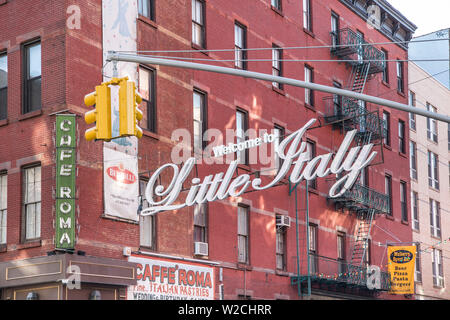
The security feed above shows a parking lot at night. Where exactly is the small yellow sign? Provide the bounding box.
[387,246,416,294]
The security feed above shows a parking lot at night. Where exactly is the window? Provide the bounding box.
[398,120,405,153]
[415,244,422,282]
[276,220,286,270]
[139,178,155,249]
[0,173,6,245]
[236,109,249,165]
[303,0,311,31]
[271,0,281,11]
[23,165,41,241]
[274,125,285,172]
[192,0,205,48]
[0,52,7,120]
[194,203,208,243]
[272,45,283,90]
[23,41,41,113]
[432,248,444,287]
[237,205,249,264]
[428,151,439,190]
[429,199,441,238]
[400,181,407,222]
[358,166,368,187]
[332,81,342,116]
[426,103,438,143]
[396,60,404,93]
[408,91,416,130]
[139,67,156,133]
[448,124,450,151]
[193,90,207,154]
[383,111,390,146]
[308,224,317,274]
[409,141,417,180]
[138,0,154,21]
[331,12,339,48]
[304,65,314,106]
[381,49,389,83]
[411,191,419,230]
[306,140,316,189]
[234,23,247,70]
[337,232,346,274]
[385,174,392,216]
[356,31,364,63]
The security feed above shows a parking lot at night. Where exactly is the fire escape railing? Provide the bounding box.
[328,182,391,215]
[291,254,391,292]
[330,28,386,74]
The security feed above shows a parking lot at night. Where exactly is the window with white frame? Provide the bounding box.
[411,191,419,231]
[237,205,249,264]
[0,52,7,120]
[23,41,41,114]
[274,125,285,172]
[331,12,339,48]
[415,244,422,283]
[236,109,248,165]
[428,150,439,190]
[409,141,417,180]
[271,0,281,11]
[234,23,247,69]
[303,0,311,31]
[396,60,404,93]
[272,45,282,89]
[308,224,317,274]
[432,248,444,287]
[398,120,405,154]
[138,0,154,21]
[192,0,205,48]
[426,103,438,143]
[400,181,407,222]
[193,89,207,154]
[408,91,416,130]
[304,65,313,106]
[0,173,6,245]
[194,203,208,243]
[23,165,41,241]
[429,199,441,238]
[276,222,286,270]
[385,174,392,216]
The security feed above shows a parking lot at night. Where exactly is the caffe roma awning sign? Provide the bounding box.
[141,119,377,216]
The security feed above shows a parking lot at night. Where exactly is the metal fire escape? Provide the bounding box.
[290,28,391,294]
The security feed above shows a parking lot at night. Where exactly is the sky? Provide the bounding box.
[387,0,450,36]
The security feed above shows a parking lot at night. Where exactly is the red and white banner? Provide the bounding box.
[103,148,139,221]
[127,255,215,300]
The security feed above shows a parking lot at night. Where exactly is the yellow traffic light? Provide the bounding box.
[119,80,144,139]
[84,83,112,141]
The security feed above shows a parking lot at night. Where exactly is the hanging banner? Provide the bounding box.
[102,0,140,220]
[127,255,215,300]
[387,246,416,294]
[104,148,139,221]
[55,114,76,249]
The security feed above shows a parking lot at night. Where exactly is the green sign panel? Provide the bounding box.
[55,115,76,249]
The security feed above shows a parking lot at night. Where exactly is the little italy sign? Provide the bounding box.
[141,119,377,216]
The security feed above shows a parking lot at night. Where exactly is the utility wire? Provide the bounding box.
[125,54,450,63]
[115,37,450,54]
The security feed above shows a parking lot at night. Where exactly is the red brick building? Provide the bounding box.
[0,0,416,300]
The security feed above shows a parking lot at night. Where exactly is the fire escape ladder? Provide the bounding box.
[347,208,375,285]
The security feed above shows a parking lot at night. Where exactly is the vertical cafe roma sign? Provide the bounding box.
[141,119,378,216]
[55,114,76,249]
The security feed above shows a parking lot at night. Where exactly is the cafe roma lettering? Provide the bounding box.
[141,118,377,216]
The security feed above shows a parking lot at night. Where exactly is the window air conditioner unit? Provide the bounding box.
[276,215,291,228]
[194,242,209,256]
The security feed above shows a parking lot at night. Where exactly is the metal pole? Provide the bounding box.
[107,52,450,124]
[294,185,301,298]
[305,182,311,298]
